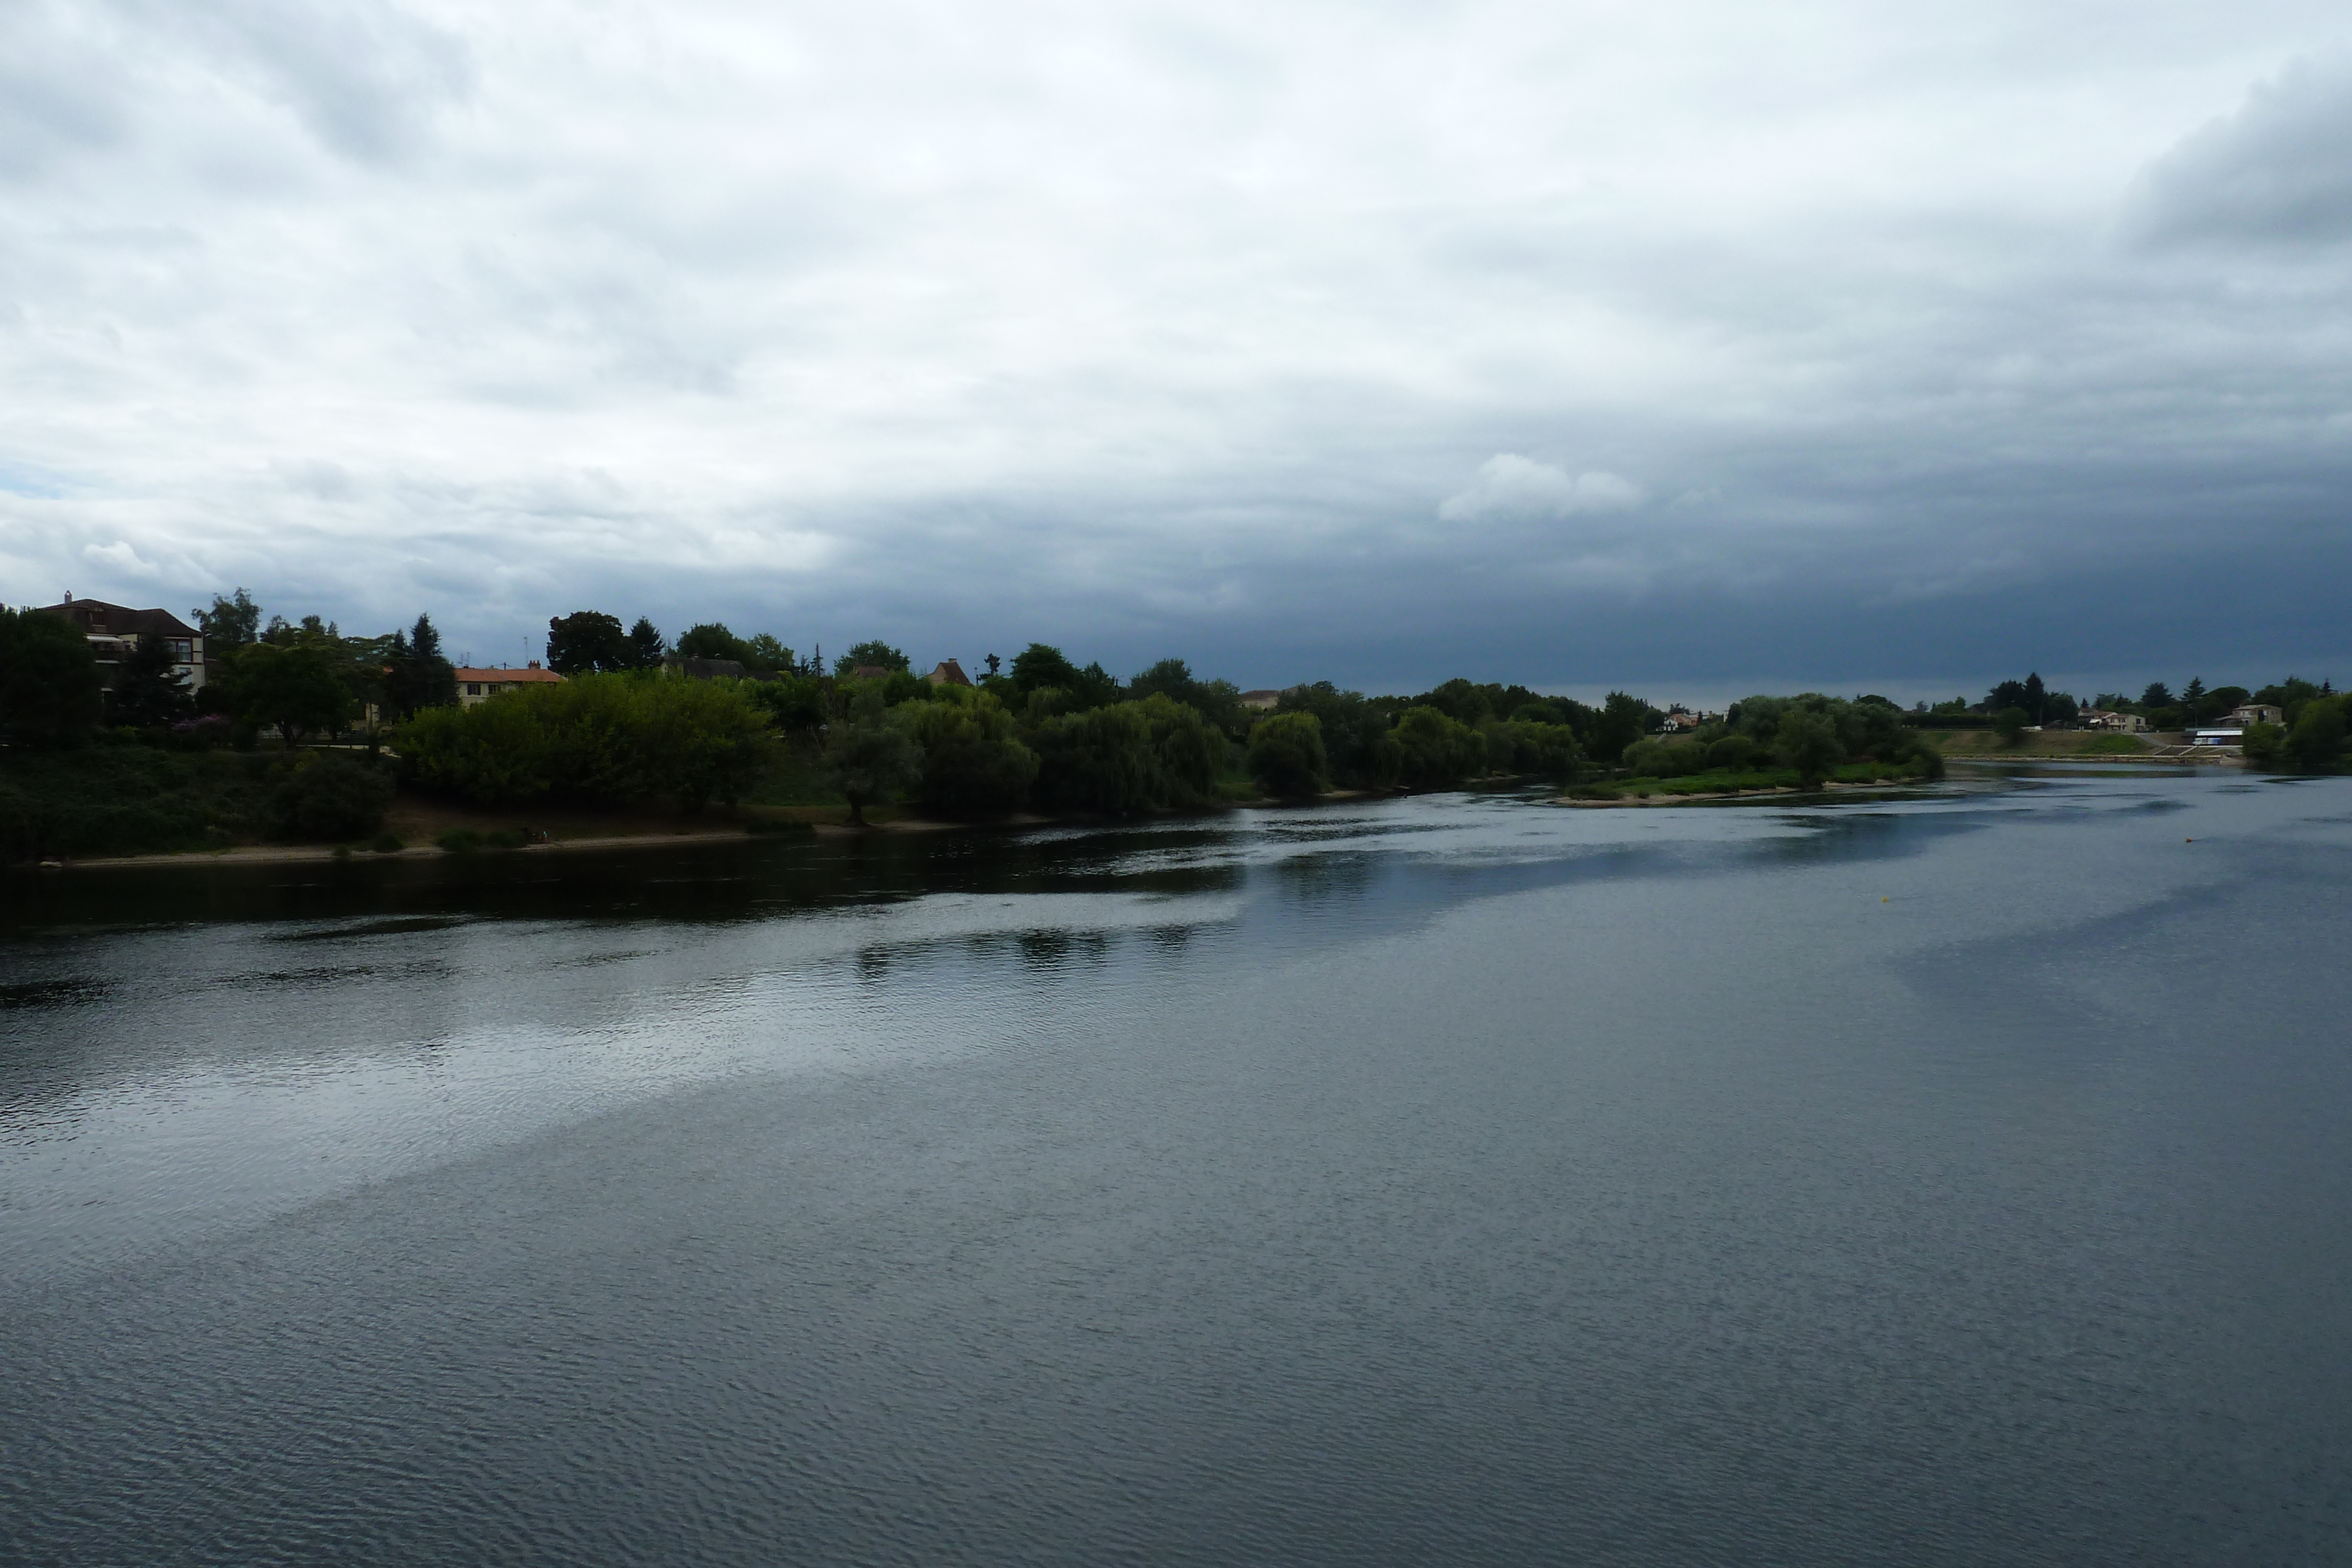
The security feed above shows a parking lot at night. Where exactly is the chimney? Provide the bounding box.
[528,659,540,669]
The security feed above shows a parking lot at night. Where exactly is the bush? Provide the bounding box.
[370,831,405,852]
[268,754,396,841]
[2241,720,2286,765]
[1993,707,2030,745]
[1776,708,1845,785]
[396,672,774,811]
[1248,711,1329,798]
[1622,738,1708,778]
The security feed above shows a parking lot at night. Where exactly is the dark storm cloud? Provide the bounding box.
[2129,56,2352,247]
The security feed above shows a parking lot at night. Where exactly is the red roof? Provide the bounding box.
[453,666,563,684]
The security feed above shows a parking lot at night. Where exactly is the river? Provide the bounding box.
[4,767,2348,1564]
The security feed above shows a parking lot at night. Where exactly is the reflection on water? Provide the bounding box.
[4,772,2351,1566]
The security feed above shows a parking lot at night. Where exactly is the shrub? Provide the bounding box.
[268,754,396,841]
[370,831,405,852]
[1248,711,1329,798]
[1622,738,1709,778]
[1993,707,2030,745]
[2241,720,2286,765]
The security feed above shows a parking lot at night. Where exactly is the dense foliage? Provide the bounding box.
[396,672,774,810]
[1247,711,1329,798]
[0,607,105,748]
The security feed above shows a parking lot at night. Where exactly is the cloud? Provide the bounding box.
[81,540,162,580]
[2127,56,2352,248]
[2,2,2350,696]
[1438,456,1643,524]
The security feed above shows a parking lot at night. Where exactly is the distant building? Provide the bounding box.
[1239,690,1282,711]
[2082,710,2150,733]
[453,663,564,706]
[2227,704,2284,727]
[2187,728,2244,750]
[926,659,973,688]
[35,595,207,693]
[1659,711,1699,732]
[847,664,893,683]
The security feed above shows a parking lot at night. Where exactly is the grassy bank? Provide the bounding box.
[1925,730,2151,757]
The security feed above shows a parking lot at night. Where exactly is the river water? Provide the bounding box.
[3,767,2348,1565]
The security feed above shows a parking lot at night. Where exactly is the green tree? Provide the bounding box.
[1392,706,1488,788]
[2240,720,2286,765]
[1777,706,1845,784]
[1009,641,1081,694]
[1279,681,1401,787]
[108,633,192,728]
[383,614,457,717]
[1589,691,1652,762]
[834,639,909,676]
[824,686,921,823]
[677,623,752,664]
[2140,681,2174,710]
[219,643,351,745]
[746,674,828,732]
[1031,703,1163,814]
[897,691,1036,814]
[1130,657,1201,707]
[0,607,105,748]
[192,589,262,654]
[742,634,794,676]
[626,618,667,668]
[1248,711,1329,798]
[2286,697,2347,770]
[546,611,632,675]
[1993,707,2030,747]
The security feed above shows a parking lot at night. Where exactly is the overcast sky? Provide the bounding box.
[3,0,2348,701]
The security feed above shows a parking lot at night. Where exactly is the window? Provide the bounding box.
[466,683,482,696]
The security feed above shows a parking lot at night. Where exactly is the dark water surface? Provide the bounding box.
[5,771,2350,1565]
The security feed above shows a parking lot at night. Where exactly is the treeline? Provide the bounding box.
[1920,672,2341,737]
[393,627,1669,818]
[1614,694,1945,789]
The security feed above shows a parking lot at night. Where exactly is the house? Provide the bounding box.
[1659,711,1699,732]
[2227,704,2284,728]
[2082,710,2150,733]
[453,663,564,706]
[35,595,207,692]
[1239,690,1282,711]
[847,664,893,683]
[926,659,973,688]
